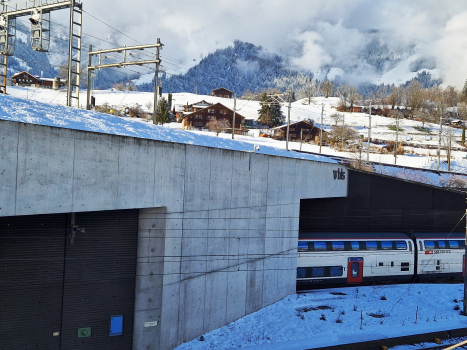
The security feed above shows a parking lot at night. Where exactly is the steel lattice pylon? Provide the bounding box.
[0,0,82,107]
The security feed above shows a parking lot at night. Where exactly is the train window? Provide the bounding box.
[460,241,466,249]
[424,241,435,250]
[396,241,407,250]
[391,262,394,267]
[351,242,360,251]
[298,242,308,252]
[314,242,327,251]
[312,267,325,277]
[448,241,459,249]
[378,262,384,266]
[366,241,377,250]
[438,241,446,249]
[297,268,306,278]
[401,262,410,271]
[330,266,343,277]
[381,241,392,250]
[332,242,345,251]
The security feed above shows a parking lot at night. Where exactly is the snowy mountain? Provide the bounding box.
[135,40,442,97]
[7,21,443,96]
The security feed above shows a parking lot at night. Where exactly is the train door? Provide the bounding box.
[347,257,363,283]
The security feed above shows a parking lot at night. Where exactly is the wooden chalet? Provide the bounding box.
[175,100,213,122]
[351,106,364,113]
[211,87,233,98]
[11,71,64,89]
[182,102,244,129]
[272,120,325,142]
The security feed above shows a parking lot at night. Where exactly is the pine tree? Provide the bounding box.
[257,92,284,127]
[156,97,171,125]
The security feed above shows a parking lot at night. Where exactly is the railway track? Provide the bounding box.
[304,331,467,350]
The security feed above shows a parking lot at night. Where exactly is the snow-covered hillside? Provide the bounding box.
[5,87,467,184]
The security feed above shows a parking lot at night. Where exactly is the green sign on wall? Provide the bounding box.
[78,327,92,338]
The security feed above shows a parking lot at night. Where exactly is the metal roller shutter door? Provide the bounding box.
[0,214,67,350]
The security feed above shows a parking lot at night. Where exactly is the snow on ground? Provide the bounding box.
[0,93,335,164]
[4,87,467,179]
[175,284,467,350]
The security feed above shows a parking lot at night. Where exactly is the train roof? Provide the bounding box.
[410,232,465,239]
[298,232,410,240]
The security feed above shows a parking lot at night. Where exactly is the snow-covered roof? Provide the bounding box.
[0,94,336,164]
[11,71,37,79]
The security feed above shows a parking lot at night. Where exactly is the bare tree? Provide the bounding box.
[404,80,425,117]
[347,86,362,111]
[336,84,350,111]
[443,85,459,107]
[299,78,319,105]
[387,85,404,110]
[127,103,143,117]
[441,127,456,171]
[439,175,467,189]
[206,118,231,136]
[328,124,357,145]
[113,82,126,91]
[321,79,335,98]
[330,113,344,126]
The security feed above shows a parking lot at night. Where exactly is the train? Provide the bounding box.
[297,232,466,286]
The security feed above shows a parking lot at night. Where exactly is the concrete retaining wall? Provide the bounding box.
[0,120,348,350]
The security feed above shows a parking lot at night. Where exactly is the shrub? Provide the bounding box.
[439,176,467,189]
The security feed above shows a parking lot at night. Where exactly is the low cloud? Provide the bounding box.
[62,0,467,88]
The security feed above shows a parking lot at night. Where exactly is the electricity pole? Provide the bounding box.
[0,0,82,103]
[232,93,236,139]
[153,38,161,125]
[286,91,292,151]
[319,104,324,153]
[394,113,399,164]
[300,128,303,151]
[86,42,163,115]
[437,116,443,172]
[86,45,92,110]
[367,103,372,161]
[341,116,345,148]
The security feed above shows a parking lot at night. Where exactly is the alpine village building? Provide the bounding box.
[177,100,244,130]
[11,71,64,89]
[272,120,326,142]
[211,87,233,98]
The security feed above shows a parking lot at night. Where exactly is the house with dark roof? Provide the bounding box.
[211,87,233,98]
[182,102,244,130]
[11,71,64,89]
[271,120,326,142]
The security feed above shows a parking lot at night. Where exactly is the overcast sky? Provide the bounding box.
[50,0,467,88]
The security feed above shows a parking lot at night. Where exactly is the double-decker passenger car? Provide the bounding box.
[410,232,465,280]
[297,232,414,286]
[297,232,466,287]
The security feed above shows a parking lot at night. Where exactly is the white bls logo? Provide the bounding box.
[333,168,346,180]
